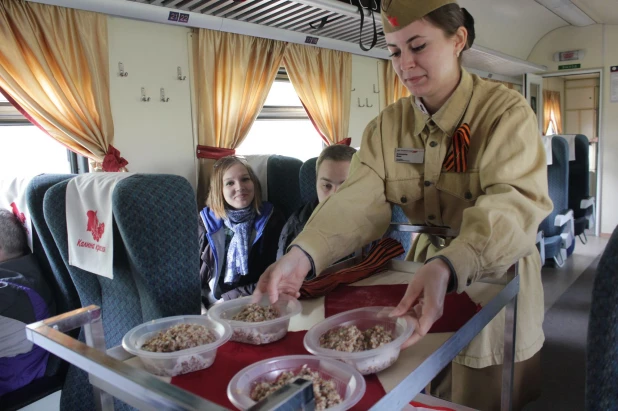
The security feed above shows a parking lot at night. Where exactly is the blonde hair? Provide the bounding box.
[206,156,262,220]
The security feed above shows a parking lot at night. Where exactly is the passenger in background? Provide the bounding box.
[199,156,285,308]
[0,209,56,396]
[277,145,357,275]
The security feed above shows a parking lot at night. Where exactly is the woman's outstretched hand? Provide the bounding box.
[389,258,452,349]
[252,246,311,304]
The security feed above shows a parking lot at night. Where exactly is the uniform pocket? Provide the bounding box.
[436,171,482,202]
[385,178,424,206]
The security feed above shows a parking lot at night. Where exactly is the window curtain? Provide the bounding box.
[0,0,115,168]
[283,43,351,146]
[194,29,286,204]
[379,60,410,108]
[543,90,563,135]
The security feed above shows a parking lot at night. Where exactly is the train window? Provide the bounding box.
[0,125,71,175]
[262,81,304,107]
[0,95,71,175]
[236,71,324,162]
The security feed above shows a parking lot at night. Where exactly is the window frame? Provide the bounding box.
[256,68,309,121]
[0,101,29,125]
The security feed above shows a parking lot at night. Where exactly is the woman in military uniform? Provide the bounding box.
[254,1,552,409]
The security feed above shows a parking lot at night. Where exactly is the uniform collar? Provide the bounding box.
[412,69,473,137]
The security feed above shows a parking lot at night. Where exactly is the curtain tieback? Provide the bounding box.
[336,138,352,146]
[196,145,236,160]
[101,144,129,172]
[443,123,471,173]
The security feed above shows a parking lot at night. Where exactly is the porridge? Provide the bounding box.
[141,323,217,353]
[250,365,342,410]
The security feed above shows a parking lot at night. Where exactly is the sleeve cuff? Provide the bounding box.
[290,228,333,275]
[435,241,480,294]
[289,245,316,278]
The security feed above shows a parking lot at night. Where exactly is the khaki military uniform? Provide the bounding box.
[292,69,553,369]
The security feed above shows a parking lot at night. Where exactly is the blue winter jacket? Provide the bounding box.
[198,202,285,307]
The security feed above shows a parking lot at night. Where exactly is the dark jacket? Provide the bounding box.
[277,199,319,261]
[198,202,285,307]
[277,199,379,280]
[0,254,56,395]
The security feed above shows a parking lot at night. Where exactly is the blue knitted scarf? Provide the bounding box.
[223,207,256,285]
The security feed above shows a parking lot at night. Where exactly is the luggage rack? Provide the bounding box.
[25,225,519,411]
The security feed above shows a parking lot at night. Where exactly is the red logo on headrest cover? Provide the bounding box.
[10,202,29,235]
[86,210,105,242]
[387,15,399,27]
[10,202,25,225]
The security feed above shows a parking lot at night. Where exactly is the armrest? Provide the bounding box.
[554,209,574,227]
[554,210,574,251]
[580,197,595,209]
[581,197,596,229]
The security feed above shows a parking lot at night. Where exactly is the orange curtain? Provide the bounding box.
[543,90,563,135]
[194,29,286,203]
[543,90,552,134]
[0,0,114,165]
[283,43,351,145]
[379,60,410,107]
[550,90,563,134]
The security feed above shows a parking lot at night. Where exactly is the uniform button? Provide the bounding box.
[464,191,473,200]
[400,195,407,203]
[429,141,438,148]
[424,180,432,187]
[428,214,436,220]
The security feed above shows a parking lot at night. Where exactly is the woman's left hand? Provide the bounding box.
[389,258,452,349]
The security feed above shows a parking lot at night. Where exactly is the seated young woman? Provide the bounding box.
[199,156,285,308]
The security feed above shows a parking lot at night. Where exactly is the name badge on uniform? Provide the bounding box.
[395,148,425,164]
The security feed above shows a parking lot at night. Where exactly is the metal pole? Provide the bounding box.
[500,262,519,411]
[83,310,115,411]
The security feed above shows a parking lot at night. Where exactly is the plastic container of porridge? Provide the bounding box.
[303,307,415,375]
[208,294,302,345]
[227,355,365,411]
[122,315,231,377]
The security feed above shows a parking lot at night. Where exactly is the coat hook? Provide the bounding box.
[373,84,380,93]
[357,97,365,108]
[177,66,186,81]
[351,87,356,92]
[140,87,150,102]
[118,62,128,77]
[366,98,373,107]
[160,88,170,102]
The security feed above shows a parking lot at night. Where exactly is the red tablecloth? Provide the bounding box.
[325,284,481,333]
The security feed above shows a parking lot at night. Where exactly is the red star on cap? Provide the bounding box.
[387,15,399,27]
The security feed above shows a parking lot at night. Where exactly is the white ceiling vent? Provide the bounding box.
[534,0,596,26]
